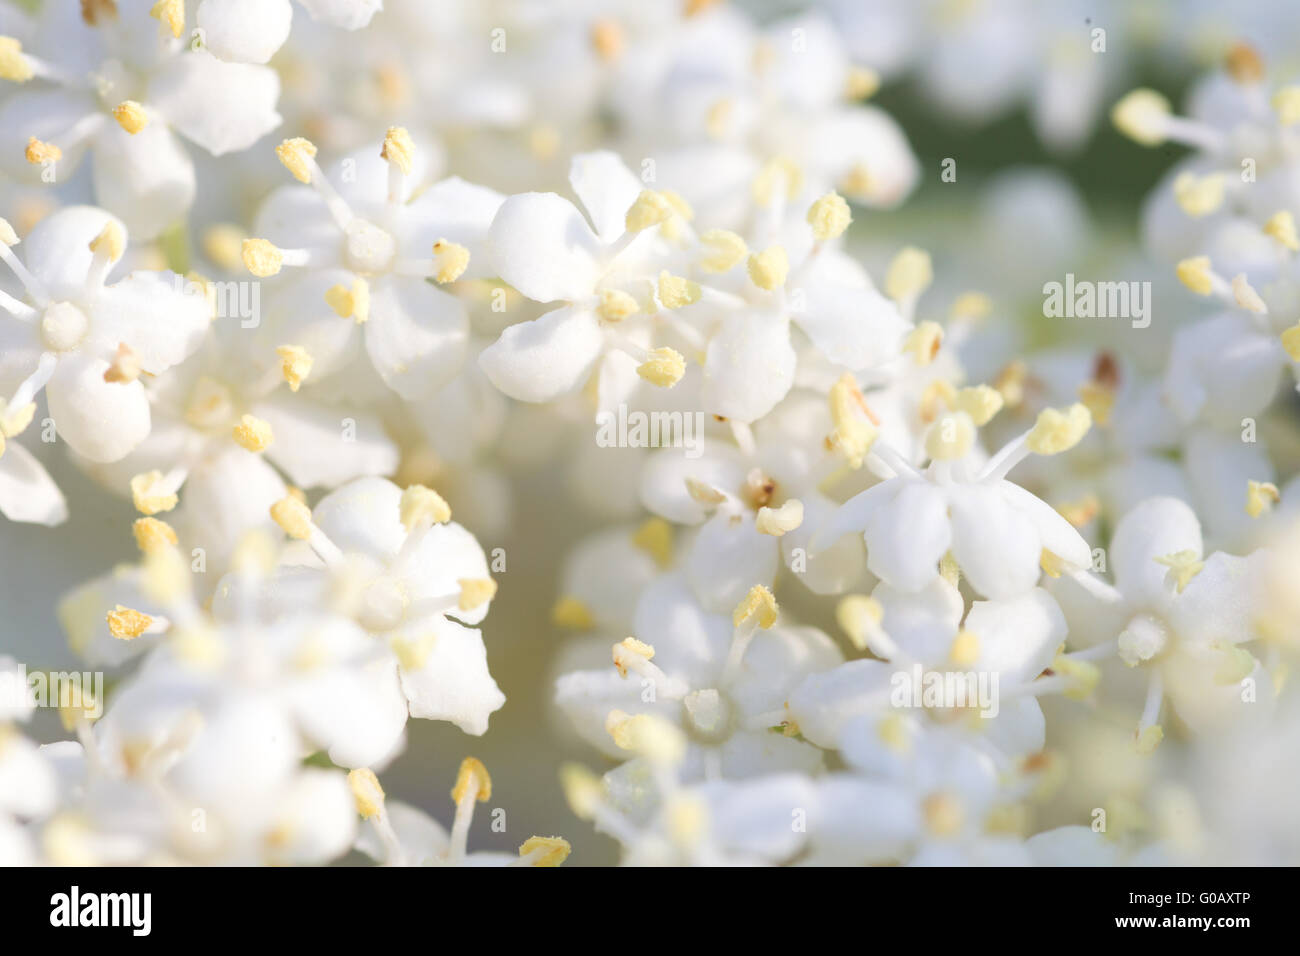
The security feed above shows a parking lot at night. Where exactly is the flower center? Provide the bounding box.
[1117,613,1169,667]
[681,688,734,745]
[358,575,407,633]
[344,219,397,274]
[40,302,89,352]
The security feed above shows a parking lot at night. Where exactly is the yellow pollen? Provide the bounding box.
[952,384,1003,425]
[751,156,803,207]
[452,757,492,803]
[431,239,470,284]
[347,768,385,819]
[111,100,147,135]
[807,191,852,241]
[1232,274,1267,313]
[275,137,317,183]
[1272,86,1300,125]
[1040,549,1068,579]
[597,288,638,322]
[1134,724,1164,755]
[747,245,789,290]
[400,484,452,529]
[993,359,1028,407]
[201,224,244,272]
[1264,210,1300,250]
[457,577,497,611]
[698,229,747,273]
[232,414,273,452]
[590,18,624,60]
[877,713,910,753]
[0,36,32,82]
[662,190,693,222]
[828,372,877,467]
[0,217,17,246]
[276,344,313,392]
[242,239,284,278]
[1077,380,1116,426]
[755,498,804,536]
[1225,42,1265,85]
[1027,403,1091,455]
[1246,479,1280,518]
[925,412,975,461]
[903,321,944,365]
[1111,88,1171,145]
[25,137,61,165]
[325,277,370,324]
[270,495,313,540]
[612,637,655,677]
[886,247,934,301]
[132,517,177,554]
[637,347,686,387]
[552,595,594,630]
[150,0,184,38]
[631,517,673,568]
[1175,255,1213,295]
[107,605,152,640]
[89,222,125,262]
[950,291,993,321]
[1056,493,1100,528]
[380,126,415,174]
[845,65,880,100]
[1154,549,1203,594]
[920,380,957,424]
[625,190,674,233]
[733,584,778,629]
[1172,172,1225,217]
[1281,323,1300,361]
[835,594,882,651]
[657,271,701,309]
[1213,644,1256,685]
[1053,655,1101,700]
[949,629,980,667]
[922,793,965,837]
[559,763,604,819]
[840,162,873,198]
[103,342,141,384]
[130,471,177,515]
[604,711,685,763]
[518,835,571,866]
[685,477,727,505]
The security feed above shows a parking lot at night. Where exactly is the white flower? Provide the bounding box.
[0,206,208,462]
[195,0,381,65]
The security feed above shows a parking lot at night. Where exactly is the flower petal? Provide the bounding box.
[478,306,603,403]
[397,616,505,735]
[149,51,282,156]
[363,276,468,399]
[488,192,603,303]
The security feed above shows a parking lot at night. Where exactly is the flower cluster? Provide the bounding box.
[1,0,1298,868]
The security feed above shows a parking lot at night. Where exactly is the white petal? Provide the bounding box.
[401,520,491,625]
[809,776,919,864]
[1109,496,1202,607]
[864,481,950,592]
[810,477,898,553]
[397,617,505,735]
[554,669,661,759]
[90,272,209,374]
[196,0,294,64]
[962,588,1066,686]
[488,192,603,303]
[873,576,964,664]
[0,442,66,526]
[787,658,894,748]
[701,312,796,423]
[795,283,908,370]
[998,480,1093,570]
[311,476,406,560]
[568,150,643,245]
[631,572,731,689]
[402,177,506,279]
[0,88,93,184]
[478,306,603,403]
[23,206,126,302]
[45,353,151,462]
[363,276,468,399]
[947,483,1040,599]
[638,442,748,525]
[265,769,357,864]
[684,511,779,614]
[254,394,398,490]
[297,0,382,29]
[91,122,196,239]
[149,51,282,156]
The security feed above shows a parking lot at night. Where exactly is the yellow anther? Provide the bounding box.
[840,162,873,198]
[132,517,177,554]
[232,413,273,452]
[1264,210,1299,250]
[631,517,673,568]
[150,0,184,38]
[201,224,243,272]
[925,412,975,461]
[747,245,789,290]
[241,238,284,277]
[657,271,701,309]
[552,595,594,630]
[1225,42,1265,85]
[1272,86,1300,125]
[1134,724,1164,755]
[527,123,559,160]
[993,359,1028,407]
[1040,548,1069,579]
[877,713,910,753]
[807,191,852,241]
[275,344,313,392]
[949,629,980,667]
[1,400,34,437]
[1053,655,1101,700]
[1111,88,1171,146]
[399,484,452,529]
[380,126,415,175]
[845,65,880,100]
[1175,255,1213,295]
[637,347,685,387]
[457,577,497,611]
[1172,172,1224,218]
[685,477,727,506]
[922,792,965,837]
[902,321,943,365]
[130,471,177,515]
[1027,403,1091,455]
[0,217,17,246]
[347,768,385,819]
[625,190,674,233]
[89,222,125,263]
[275,137,317,183]
[919,380,957,424]
[559,763,604,820]
[1213,643,1256,685]
[612,637,655,677]
[1246,479,1280,518]
[733,584,778,629]
[604,711,686,763]
[109,99,149,136]
[0,36,32,83]
[662,190,693,221]
[751,156,803,207]
[1281,323,1300,361]
[1159,548,1206,595]
[698,229,748,273]
[270,495,314,540]
[103,343,141,384]
[106,605,152,640]
[950,291,993,321]
[324,277,370,324]
[939,552,961,587]
[1056,493,1100,528]
[1232,274,1267,313]
[835,594,882,652]
[755,498,803,536]
[1077,380,1116,426]
[596,289,638,323]
[590,17,624,60]
[25,137,61,165]
[431,239,470,284]
[952,384,1003,426]
[827,372,877,468]
[58,690,98,731]
[886,247,933,301]
[452,757,492,803]
[519,835,571,866]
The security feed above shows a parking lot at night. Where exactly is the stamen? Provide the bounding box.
[1264,210,1299,250]
[1026,403,1091,455]
[886,247,933,306]
[657,271,701,309]
[902,320,943,365]
[835,594,884,653]
[747,245,789,290]
[381,126,414,203]
[827,373,877,468]
[275,137,318,184]
[552,595,594,629]
[431,239,469,284]
[636,346,686,387]
[324,277,370,324]
[399,484,451,529]
[755,498,803,536]
[698,229,747,273]
[231,413,273,452]
[111,100,148,135]
[0,36,33,82]
[150,0,185,39]
[1172,172,1224,218]
[807,191,852,241]
[24,137,61,166]
[516,836,570,866]
[1245,479,1280,518]
[131,470,180,515]
[103,343,141,384]
[132,517,178,554]
[631,517,673,568]
[625,190,674,233]
[457,577,497,611]
[106,605,158,640]
[448,757,491,862]
[275,344,313,391]
[597,288,638,322]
